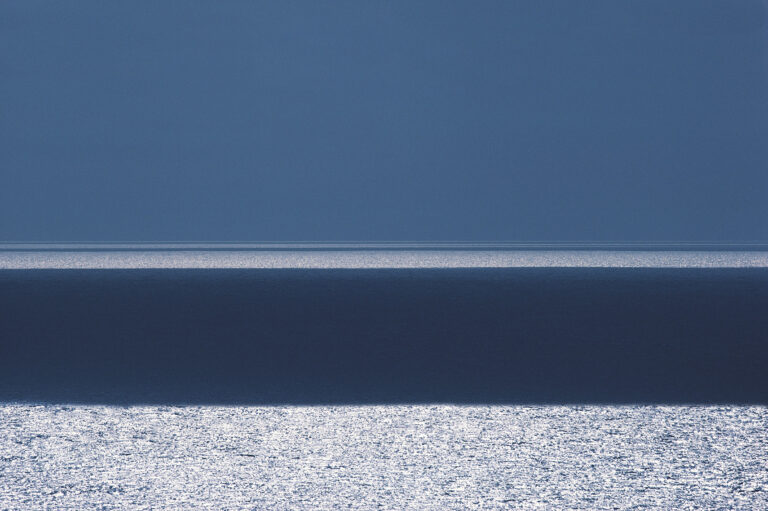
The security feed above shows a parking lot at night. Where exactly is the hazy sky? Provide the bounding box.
[2,1,767,242]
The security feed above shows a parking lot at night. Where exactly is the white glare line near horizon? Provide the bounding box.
[2,242,768,250]
[1,250,767,269]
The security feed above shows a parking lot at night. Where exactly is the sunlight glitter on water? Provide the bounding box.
[1,405,766,509]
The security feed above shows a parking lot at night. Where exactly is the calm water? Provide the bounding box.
[2,245,767,508]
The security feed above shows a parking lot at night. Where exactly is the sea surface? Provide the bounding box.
[2,405,767,510]
[1,245,767,509]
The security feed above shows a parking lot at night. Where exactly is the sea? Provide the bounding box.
[1,244,767,509]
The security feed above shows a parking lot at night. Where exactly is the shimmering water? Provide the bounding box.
[1,405,766,509]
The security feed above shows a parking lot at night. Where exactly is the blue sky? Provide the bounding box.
[2,1,767,241]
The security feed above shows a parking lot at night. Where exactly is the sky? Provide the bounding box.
[2,0,767,242]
